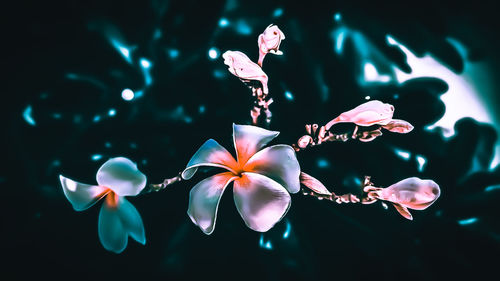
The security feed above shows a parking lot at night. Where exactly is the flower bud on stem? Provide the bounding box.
[293,101,413,151]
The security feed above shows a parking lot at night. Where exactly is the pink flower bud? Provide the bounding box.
[222,50,269,94]
[375,177,441,220]
[382,119,414,133]
[300,172,332,196]
[325,100,395,130]
[258,24,285,56]
[305,124,312,134]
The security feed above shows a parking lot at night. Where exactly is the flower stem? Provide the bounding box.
[292,123,383,152]
[300,174,380,205]
[301,188,362,204]
[145,173,183,193]
[257,52,266,67]
[250,87,272,126]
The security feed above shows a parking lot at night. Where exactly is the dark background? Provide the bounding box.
[4,0,500,280]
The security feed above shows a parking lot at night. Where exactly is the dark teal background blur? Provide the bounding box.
[4,0,500,280]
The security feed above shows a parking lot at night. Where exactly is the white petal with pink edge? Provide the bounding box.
[232,124,279,165]
[187,172,238,235]
[182,139,239,180]
[233,172,291,232]
[243,145,300,194]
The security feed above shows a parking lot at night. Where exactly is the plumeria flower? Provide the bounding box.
[182,124,301,234]
[258,24,285,65]
[367,177,441,220]
[59,157,147,253]
[222,50,269,94]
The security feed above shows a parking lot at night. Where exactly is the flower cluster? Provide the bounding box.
[57,23,441,254]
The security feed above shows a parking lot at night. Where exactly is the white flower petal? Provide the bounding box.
[116,197,146,245]
[243,145,301,194]
[98,196,128,253]
[181,139,239,180]
[96,157,147,197]
[233,124,279,165]
[98,195,145,253]
[59,175,109,211]
[187,172,238,235]
[233,172,291,232]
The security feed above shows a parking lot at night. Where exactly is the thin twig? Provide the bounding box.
[143,173,183,194]
[250,87,273,126]
[292,123,383,152]
[300,175,381,205]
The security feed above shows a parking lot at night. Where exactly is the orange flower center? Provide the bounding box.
[233,163,245,177]
[105,190,120,208]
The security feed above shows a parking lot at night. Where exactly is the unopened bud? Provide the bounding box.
[297,135,313,149]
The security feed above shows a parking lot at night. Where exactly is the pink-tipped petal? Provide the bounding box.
[378,177,441,210]
[382,119,414,133]
[98,196,145,253]
[187,172,238,235]
[233,124,279,165]
[182,139,239,180]
[96,157,147,197]
[59,175,109,211]
[233,172,291,232]
[243,145,301,194]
